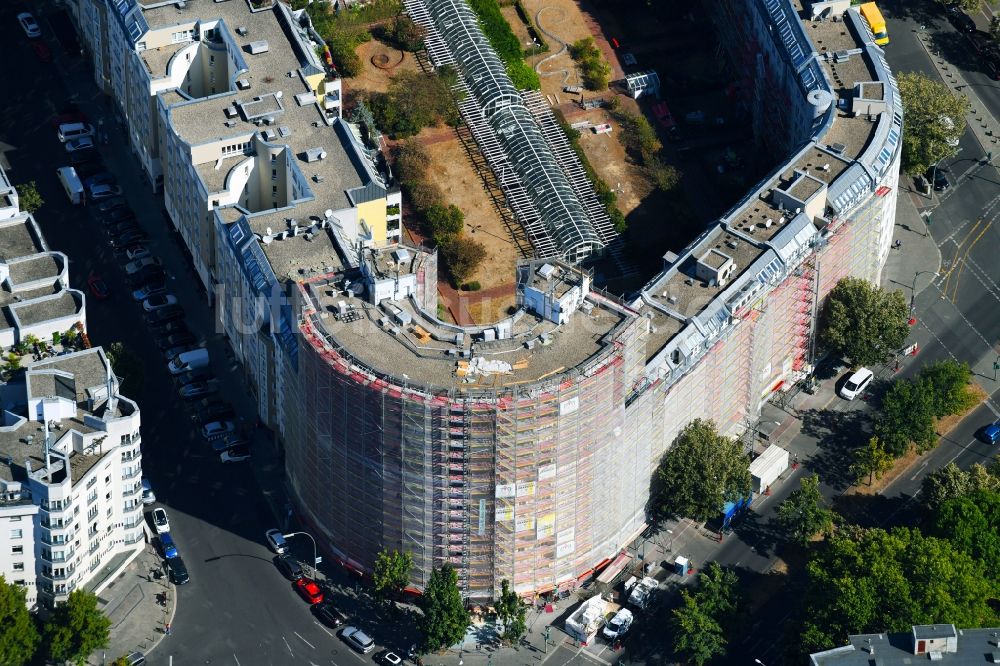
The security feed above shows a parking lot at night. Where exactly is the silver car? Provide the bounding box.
[342,626,375,654]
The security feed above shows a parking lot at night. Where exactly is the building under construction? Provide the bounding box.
[274,0,902,599]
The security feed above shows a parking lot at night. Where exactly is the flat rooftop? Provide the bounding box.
[8,254,62,285]
[11,291,81,327]
[257,227,345,282]
[0,282,61,310]
[810,628,1000,665]
[0,217,46,262]
[140,41,187,77]
[303,277,627,390]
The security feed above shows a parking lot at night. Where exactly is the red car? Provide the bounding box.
[32,42,51,63]
[50,108,88,129]
[294,577,324,604]
[87,273,110,300]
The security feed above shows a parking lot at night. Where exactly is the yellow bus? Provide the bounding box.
[859,2,889,46]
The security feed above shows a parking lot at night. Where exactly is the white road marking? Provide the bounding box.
[314,622,334,637]
[909,460,929,481]
[295,631,316,649]
[233,655,241,666]
[283,636,295,656]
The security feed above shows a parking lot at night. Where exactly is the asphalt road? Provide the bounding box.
[0,6,393,665]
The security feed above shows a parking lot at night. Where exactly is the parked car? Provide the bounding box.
[155,321,188,339]
[193,402,235,425]
[69,148,100,167]
[174,368,212,386]
[100,207,135,224]
[979,422,1000,445]
[146,305,185,326]
[158,533,178,559]
[294,577,324,605]
[179,382,218,400]
[130,269,167,290]
[212,436,247,453]
[132,281,167,302]
[95,197,128,215]
[947,5,977,33]
[341,626,375,654]
[839,367,874,400]
[50,108,88,130]
[265,529,288,554]
[602,607,633,640]
[163,344,197,363]
[220,443,251,463]
[87,273,110,300]
[17,12,41,38]
[89,183,122,200]
[313,601,348,628]
[32,41,51,62]
[144,294,178,313]
[111,231,149,249]
[275,555,304,581]
[152,508,170,534]
[201,420,236,441]
[108,220,140,237]
[376,651,403,666]
[65,136,95,153]
[928,167,951,191]
[126,257,162,275]
[166,556,189,585]
[141,478,156,505]
[154,330,198,349]
[125,246,151,261]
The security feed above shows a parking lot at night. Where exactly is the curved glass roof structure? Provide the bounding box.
[424,0,604,263]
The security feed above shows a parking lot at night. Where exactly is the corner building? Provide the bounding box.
[283,0,902,600]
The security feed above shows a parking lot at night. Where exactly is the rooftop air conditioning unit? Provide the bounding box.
[236,79,251,90]
[236,26,248,36]
[248,40,269,55]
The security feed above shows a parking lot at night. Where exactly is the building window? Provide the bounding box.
[11,545,23,555]
[271,169,277,181]
[210,54,215,64]
[137,41,146,52]
[272,186,278,196]
[270,154,277,163]
[9,529,22,539]
[13,562,24,571]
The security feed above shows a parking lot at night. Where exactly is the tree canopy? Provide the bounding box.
[776,474,835,545]
[819,277,909,367]
[372,548,413,603]
[918,360,974,419]
[852,436,894,486]
[670,563,739,665]
[922,462,1000,511]
[106,341,144,395]
[14,181,43,215]
[897,71,969,175]
[45,589,111,666]
[368,69,459,138]
[875,377,938,456]
[799,526,998,653]
[417,564,468,653]
[653,419,751,523]
[0,577,39,666]
[494,579,527,643]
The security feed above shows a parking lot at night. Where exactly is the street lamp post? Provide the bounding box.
[284,531,320,579]
[910,270,939,312]
[755,660,767,666]
[666,529,674,552]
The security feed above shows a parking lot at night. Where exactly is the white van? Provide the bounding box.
[56,167,85,205]
[169,349,209,375]
[839,367,874,400]
[57,123,95,143]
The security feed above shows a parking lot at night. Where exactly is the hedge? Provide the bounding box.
[468,0,541,90]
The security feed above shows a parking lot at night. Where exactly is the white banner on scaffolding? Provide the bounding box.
[495,483,515,498]
[559,396,580,415]
[516,481,536,497]
[558,526,575,544]
[478,499,486,535]
[538,463,556,481]
[537,513,556,539]
[496,506,514,522]
[557,540,575,558]
[515,515,535,532]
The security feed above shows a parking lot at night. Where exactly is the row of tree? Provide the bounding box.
[393,141,487,287]
[568,38,611,91]
[367,67,461,139]
[0,585,112,666]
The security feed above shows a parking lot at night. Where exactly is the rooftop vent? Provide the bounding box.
[224,106,238,118]
[829,142,847,155]
[247,40,269,55]
[224,120,236,127]
[294,91,317,106]
[304,148,327,162]
[277,126,291,138]
[236,26,248,37]
[261,129,275,141]
[236,79,251,90]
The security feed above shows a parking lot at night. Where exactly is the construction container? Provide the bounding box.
[749,445,790,494]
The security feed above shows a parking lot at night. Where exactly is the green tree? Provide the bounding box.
[875,376,937,456]
[368,70,459,138]
[494,579,526,644]
[105,342,144,395]
[372,548,413,603]
[440,236,487,285]
[425,204,465,243]
[929,491,1000,578]
[776,474,835,545]
[15,181,43,215]
[799,526,998,653]
[653,419,751,523]
[0,576,39,666]
[569,37,611,90]
[386,15,425,51]
[922,462,1000,511]
[417,564,468,653]
[693,562,739,618]
[45,589,111,666]
[670,590,726,665]
[897,71,969,175]
[819,277,909,367]
[852,436,894,486]
[918,359,973,418]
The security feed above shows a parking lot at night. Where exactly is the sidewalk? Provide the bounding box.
[880,185,942,300]
[93,538,177,664]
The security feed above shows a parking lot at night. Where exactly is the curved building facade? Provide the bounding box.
[279,0,903,600]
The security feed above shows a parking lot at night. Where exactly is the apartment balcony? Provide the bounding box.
[40,565,76,581]
[123,482,142,497]
[41,548,75,564]
[123,502,142,514]
[123,516,143,530]
[120,450,141,463]
[40,535,70,547]
[121,467,142,481]
[40,517,74,531]
[123,532,144,546]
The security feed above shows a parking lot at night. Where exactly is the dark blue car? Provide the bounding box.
[980,423,1000,445]
[158,533,178,559]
